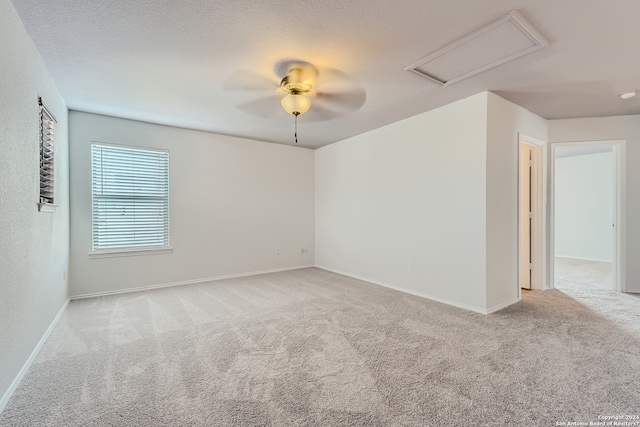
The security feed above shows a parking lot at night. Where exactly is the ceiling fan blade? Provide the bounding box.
[313,67,367,112]
[314,90,367,113]
[236,94,285,119]
[223,70,278,94]
[300,104,340,122]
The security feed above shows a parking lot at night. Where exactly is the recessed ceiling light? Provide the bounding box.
[620,91,637,100]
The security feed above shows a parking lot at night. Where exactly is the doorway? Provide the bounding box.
[518,136,544,293]
[550,141,625,292]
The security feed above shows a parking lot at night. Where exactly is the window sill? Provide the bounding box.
[38,203,57,213]
[89,247,173,259]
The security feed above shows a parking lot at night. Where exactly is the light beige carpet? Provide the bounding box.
[554,256,613,290]
[1,268,639,426]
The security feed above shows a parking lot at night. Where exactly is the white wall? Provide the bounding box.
[555,151,613,261]
[315,93,489,312]
[315,92,548,313]
[549,116,639,292]
[485,93,547,308]
[69,112,315,296]
[0,0,69,409]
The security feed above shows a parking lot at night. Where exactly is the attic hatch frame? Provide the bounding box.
[405,10,548,86]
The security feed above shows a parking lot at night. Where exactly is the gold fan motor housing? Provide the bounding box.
[280,68,313,95]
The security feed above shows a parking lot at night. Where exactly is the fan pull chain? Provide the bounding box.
[294,112,299,144]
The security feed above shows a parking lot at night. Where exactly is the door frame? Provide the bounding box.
[549,140,626,291]
[518,134,546,295]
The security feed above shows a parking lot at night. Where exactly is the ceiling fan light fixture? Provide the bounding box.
[281,93,311,115]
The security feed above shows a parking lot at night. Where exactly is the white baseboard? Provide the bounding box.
[0,298,70,415]
[70,265,316,300]
[315,265,493,315]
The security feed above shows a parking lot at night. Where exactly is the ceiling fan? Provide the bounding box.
[224,59,366,143]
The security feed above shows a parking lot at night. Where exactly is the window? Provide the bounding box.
[91,143,170,254]
[38,97,56,210]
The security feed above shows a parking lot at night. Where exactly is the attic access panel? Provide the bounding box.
[405,11,548,86]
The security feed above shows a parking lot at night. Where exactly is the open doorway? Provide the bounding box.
[550,141,626,292]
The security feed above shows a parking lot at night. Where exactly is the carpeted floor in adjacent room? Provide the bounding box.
[1,267,639,426]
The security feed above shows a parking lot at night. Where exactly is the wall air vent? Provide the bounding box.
[405,11,548,86]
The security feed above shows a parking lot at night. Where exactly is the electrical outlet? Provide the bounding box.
[63,269,66,280]
[300,248,307,254]
[275,247,280,255]
[408,261,414,270]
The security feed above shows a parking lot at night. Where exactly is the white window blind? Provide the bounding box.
[91,143,170,251]
[39,98,55,206]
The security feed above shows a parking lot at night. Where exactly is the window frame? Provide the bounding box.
[89,142,172,258]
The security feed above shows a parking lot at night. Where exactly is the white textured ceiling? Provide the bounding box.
[9,0,640,148]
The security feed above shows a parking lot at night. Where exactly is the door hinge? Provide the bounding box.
[529,160,533,167]
[528,211,533,219]
[529,263,533,270]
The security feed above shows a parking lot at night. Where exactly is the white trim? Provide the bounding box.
[405,11,548,86]
[37,203,57,213]
[549,140,626,292]
[0,298,70,415]
[615,142,627,292]
[89,247,173,259]
[90,140,169,154]
[70,265,315,299]
[315,265,495,315]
